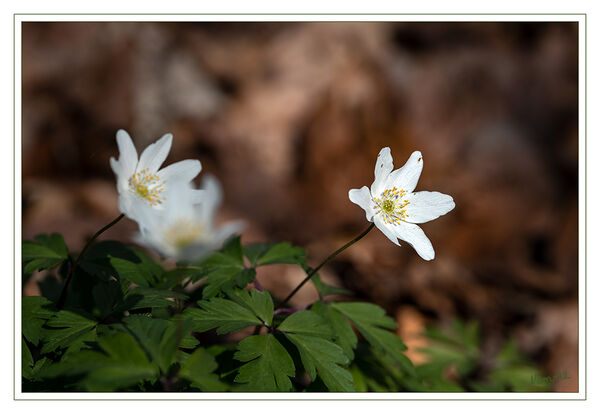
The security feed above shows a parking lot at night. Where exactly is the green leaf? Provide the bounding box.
[197,238,253,298]
[130,247,164,283]
[277,310,332,338]
[331,302,415,376]
[22,296,55,345]
[285,334,354,392]
[234,334,295,391]
[92,280,123,318]
[22,233,69,274]
[279,310,354,392]
[420,320,480,378]
[227,289,274,326]
[82,331,158,391]
[156,267,202,289]
[185,298,262,334]
[109,256,153,287]
[41,310,97,355]
[124,287,187,310]
[310,272,353,297]
[179,347,228,391]
[22,338,34,379]
[311,302,357,360]
[123,315,173,373]
[221,235,244,264]
[77,241,138,282]
[244,242,306,266]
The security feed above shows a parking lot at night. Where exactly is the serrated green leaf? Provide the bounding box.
[277,309,354,391]
[331,302,414,376]
[123,315,172,373]
[82,331,158,391]
[23,258,66,275]
[22,233,68,274]
[185,298,262,334]
[22,296,55,345]
[41,331,157,391]
[109,256,152,287]
[227,289,274,326]
[197,244,251,298]
[124,287,187,310]
[77,241,139,282]
[25,357,53,382]
[41,310,98,355]
[244,242,306,266]
[22,338,34,379]
[242,243,273,267]
[234,334,295,391]
[284,333,354,392]
[179,347,227,391]
[277,310,332,338]
[310,273,353,297]
[221,235,244,264]
[311,302,357,360]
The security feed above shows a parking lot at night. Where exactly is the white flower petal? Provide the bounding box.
[393,221,435,261]
[403,191,455,224]
[386,151,423,193]
[158,159,202,184]
[191,189,207,204]
[115,129,138,176]
[348,186,375,222]
[371,147,394,196]
[199,175,223,225]
[109,157,121,176]
[137,133,173,173]
[373,215,400,246]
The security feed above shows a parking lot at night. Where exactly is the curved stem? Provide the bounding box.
[57,213,125,309]
[275,222,375,310]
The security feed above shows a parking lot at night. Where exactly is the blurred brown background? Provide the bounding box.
[21,22,579,391]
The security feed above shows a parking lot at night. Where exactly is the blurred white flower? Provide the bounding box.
[348,148,455,261]
[134,176,243,261]
[110,129,202,221]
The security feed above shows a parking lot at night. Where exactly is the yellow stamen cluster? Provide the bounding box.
[164,219,205,250]
[373,187,410,225]
[128,168,166,206]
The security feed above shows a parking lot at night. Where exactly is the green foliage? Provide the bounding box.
[44,331,159,391]
[234,334,295,391]
[331,302,415,376]
[278,311,354,392]
[196,236,251,298]
[41,310,98,355]
[311,301,357,359]
[243,242,306,267]
[22,233,69,274]
[22,232,550,393]
[179,347,227,391]
[22,296,55,345]
[184,290,272,334]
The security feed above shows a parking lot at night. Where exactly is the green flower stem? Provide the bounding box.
[275,222,375,310]
[57,213,125,310]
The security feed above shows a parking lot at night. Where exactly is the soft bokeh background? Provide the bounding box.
[21,22,579,391]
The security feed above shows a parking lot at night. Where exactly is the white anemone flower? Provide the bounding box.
[110,129,202,221]
[134,176,243,261]
[348,148,455,261]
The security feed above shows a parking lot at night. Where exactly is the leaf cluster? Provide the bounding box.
[22,233,548,393]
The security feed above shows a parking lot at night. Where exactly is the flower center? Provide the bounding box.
[373,187,410,225]
[128,168,166,206]
[165,219,206,250]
